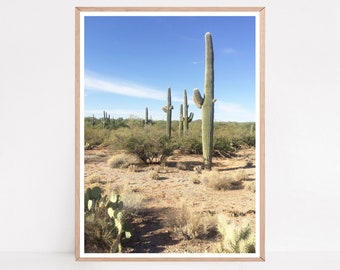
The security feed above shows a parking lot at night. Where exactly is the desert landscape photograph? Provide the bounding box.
[77,9,264,259]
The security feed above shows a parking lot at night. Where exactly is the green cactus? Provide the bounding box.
[144,107,152,125]
[162,87,173,138]
[107,192,125,253]
[91,114,95,126]
[84,187,131,253]
[179,104,184,138]
[193,32,216,170]
[84,186,102,211]
[102,110,110,128]
[145,107,149,124]
[183,89,194,132]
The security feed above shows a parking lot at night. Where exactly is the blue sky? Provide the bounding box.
[84,15,257,122]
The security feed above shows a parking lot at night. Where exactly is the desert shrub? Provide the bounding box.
[241,135,256,147]
[113,126,176,164]
[84,187,132,253]
[214,122,256,149]
[213,137,235,154]
[178,134,202,154]
[84,127,111,148]
[167,203,216,240]
[107,153,141,168]
[216,214,255,253]
[202,171,244,191]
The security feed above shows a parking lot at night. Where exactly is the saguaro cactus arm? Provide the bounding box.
[188,112,194,123]
[193,88,204,108]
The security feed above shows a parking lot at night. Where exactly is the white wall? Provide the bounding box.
[1,0,340,269]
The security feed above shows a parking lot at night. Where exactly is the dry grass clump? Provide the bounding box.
[107,152,141,168]
[202,171,244,191]
[234,169,249,181]
[86,174,101,184]
[167,202,216,240]
[148,171,160,180]
[111,184,144,214]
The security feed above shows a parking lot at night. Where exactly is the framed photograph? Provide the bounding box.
[75,7,265,261]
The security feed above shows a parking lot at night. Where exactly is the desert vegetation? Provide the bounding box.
[83,32,257,254]
[84,117,256,253]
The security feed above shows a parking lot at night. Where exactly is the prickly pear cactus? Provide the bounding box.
[84,187,131,253]
[162,87,173,138]
[193,32,216,170]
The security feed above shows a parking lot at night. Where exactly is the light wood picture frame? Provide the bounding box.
[76,6,265,261]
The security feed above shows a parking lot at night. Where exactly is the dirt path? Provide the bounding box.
[84,147,256,253]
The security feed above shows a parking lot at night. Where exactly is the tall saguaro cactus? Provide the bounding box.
[179,104,184,138]
[102,110,110,128]
[144,107,151,125]
[183,89,194,132]
[162,87,173,138]
[193,32,216,170]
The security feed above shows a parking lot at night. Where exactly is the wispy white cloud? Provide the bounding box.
[85,74,165,100]
[215,101,255,122]
[85,73,183,102]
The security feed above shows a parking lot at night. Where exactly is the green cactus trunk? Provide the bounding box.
[183,89,194,132]
[179,104,184,138]
[162,87,173,138]
[144,107,149,125]
[193,32,215,170]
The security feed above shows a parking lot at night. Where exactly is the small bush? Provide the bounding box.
[179,135,202,154]
[214,137,235,154]
[168,203,216,240]
[113,127,176,164]
[84,127,111,147]
[107,153,141,168]
[202,171,244,191]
